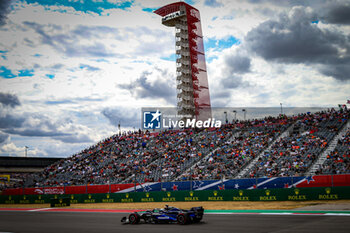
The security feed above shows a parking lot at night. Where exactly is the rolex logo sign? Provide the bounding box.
[294,189,300,195]
[233,190,249,201]
[162,191,175,201]
[70,194,78,204]
[84,194,95,203]
[185,191,198,201]
[319,187,338,200]
[141,192,154,202]
[208,190,223,201]
[6,195,14,204]
[259,189,276,201]
[20,195,29,204]
[121,193,133,202]
[51,197,70,207]
[35,194,44,204]
[288,188,306,200]
[102,193,113,203]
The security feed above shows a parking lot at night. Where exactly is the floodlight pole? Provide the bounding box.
[232,110,237,122]
[134,172,136,192]
[280,103,283,115]
[25,146,29,157]
[242,109,246,121]
[190,166,193,191]
[160,158,163,191]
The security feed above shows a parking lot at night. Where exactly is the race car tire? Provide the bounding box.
[129,213,140,224]
[177,213,187,225]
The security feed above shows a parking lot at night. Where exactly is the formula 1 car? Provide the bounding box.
[121,205,204,224]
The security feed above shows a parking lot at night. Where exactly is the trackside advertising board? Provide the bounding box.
[1,187,349,204]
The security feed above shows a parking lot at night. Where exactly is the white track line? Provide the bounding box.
[27,208,52,212]
[324,213,350,216]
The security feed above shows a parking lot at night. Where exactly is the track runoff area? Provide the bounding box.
[1,208,350,233]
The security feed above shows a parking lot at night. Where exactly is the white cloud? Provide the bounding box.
[0,142,28,157]
[0,0,349,157]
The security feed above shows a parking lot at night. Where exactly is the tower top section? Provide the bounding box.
[154,2,200,27]
[154,1,197,17]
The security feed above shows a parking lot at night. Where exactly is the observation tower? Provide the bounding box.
[155,2,211,120]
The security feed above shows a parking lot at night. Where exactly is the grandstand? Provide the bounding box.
[316,127,350,175]
[0,156,63,190]
[245,110,348,178]
[1,108,346,191]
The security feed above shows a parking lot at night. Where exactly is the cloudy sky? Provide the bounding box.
[0,0,349,158]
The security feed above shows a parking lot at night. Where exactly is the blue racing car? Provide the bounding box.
[121,205,204,224]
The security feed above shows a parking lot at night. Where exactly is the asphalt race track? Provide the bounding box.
[1,211,349,233]
[1,211,350,233]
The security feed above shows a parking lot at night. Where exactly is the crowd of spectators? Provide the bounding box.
[147,125,234,182]
[249,109,349,178]
[3,108,348,189]
[179,116,292,181]
[316,128,350,175]
[0,173,32,191]
[26,130,192,187]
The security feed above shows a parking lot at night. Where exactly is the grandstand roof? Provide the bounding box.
[0,156,63,173]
